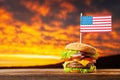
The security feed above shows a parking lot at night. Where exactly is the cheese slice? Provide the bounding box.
[79,60,89,66]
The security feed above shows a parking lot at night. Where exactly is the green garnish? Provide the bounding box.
[61,50,78,58]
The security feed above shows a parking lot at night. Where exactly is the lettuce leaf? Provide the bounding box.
[63,66,96,73]
[61,50,77,59]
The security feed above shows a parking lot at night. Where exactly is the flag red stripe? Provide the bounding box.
[81,27,111,29]
[80,29,112,32]
[93,19,111,22]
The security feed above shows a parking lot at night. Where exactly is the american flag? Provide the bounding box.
[80,16,112,32]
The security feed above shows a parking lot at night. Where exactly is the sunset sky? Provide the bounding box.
[0,0,120,59]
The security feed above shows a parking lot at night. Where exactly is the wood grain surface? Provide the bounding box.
[0,69,120,80]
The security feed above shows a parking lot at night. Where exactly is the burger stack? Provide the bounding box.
[61,42,99,73]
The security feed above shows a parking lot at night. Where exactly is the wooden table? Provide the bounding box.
[0,69,120,80]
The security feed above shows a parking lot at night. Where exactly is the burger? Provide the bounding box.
[61,42,99,73]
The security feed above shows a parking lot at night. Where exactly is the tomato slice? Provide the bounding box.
[84,58,96,63]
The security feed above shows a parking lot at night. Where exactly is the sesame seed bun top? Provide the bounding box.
[65,42,96,54]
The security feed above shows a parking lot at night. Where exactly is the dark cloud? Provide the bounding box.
[0,0,34,24]
[1,0,119,25]
[90,0,120,21]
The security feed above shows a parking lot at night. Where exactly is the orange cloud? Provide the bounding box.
[56,1,76,19]
[83,0,93,6]
[22,1,50,16]
[0,8,13,22]
[60,1,75,12]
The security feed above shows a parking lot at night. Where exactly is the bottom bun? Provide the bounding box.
[63,66,96,73]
